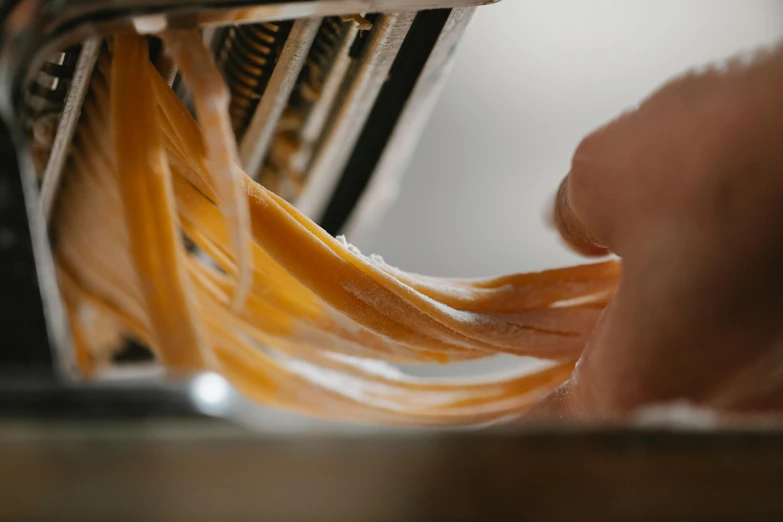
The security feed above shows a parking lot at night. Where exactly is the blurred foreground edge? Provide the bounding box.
[1,420,783,522]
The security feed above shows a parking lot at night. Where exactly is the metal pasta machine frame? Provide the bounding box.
[4,5,783,521]
[0,0,500,418]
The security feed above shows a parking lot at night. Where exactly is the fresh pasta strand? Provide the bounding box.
[163,29,254,313]
[49,35,621,426]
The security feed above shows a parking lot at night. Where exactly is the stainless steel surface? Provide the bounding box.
[217,21,293,137]
[293,20,358,165]
[0,0,498,117]
[238,17,321,176]
[295,12,416,220]
[22,49,80,122]
[39,38,100,223]
[0,0,503,426]
[343,7,474,244]
[0,0,484,387]
[252,17,361,193]
[196,0,498,25]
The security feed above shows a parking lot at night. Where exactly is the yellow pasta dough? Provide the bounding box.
[52,34,620,425]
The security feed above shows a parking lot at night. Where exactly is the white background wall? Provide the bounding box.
[357,0,783,278]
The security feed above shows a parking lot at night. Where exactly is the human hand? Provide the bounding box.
[541,44,783,419]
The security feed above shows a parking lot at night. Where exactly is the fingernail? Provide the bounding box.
[554,174,610,257]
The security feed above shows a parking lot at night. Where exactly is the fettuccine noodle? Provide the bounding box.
[51,34,620,425]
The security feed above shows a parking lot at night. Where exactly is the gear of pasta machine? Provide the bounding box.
[0,0,500,418]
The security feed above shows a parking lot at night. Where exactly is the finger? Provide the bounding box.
[553,174,610,257]
[522,379,578,421]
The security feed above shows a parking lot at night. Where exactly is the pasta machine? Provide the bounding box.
[0,0,500,418]
[4,3,783,521]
